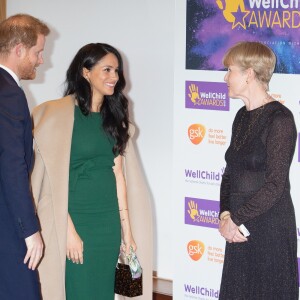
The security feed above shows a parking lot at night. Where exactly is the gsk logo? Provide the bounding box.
[188,124,206,145]
[187,240,205,261]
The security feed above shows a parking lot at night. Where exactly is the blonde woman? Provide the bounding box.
[219,41,298,299]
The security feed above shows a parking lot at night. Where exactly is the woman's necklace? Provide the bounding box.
[233,105,264,151]
[233,94,273,151]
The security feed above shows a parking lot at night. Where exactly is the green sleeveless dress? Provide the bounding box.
[65,106,121,300]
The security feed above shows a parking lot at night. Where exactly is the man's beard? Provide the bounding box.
[18,56,37,80]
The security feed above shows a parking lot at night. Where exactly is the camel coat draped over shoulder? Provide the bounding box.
[31,95,153,300]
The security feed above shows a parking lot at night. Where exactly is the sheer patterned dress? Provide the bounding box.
[219,101,299,300]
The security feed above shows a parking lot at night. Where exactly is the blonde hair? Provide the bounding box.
[0,14,50,55]
[223,41,276,89]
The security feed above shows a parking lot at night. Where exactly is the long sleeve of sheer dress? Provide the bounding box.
[219,166,231,216]
[219,110,242,218]
[231,111,297,226]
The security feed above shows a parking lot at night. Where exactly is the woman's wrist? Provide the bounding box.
[220,211,231,220]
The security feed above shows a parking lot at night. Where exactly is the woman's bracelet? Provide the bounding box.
[220,211,231,220]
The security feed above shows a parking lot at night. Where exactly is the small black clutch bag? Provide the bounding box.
[115,246,143,297]
[114,262,143,297]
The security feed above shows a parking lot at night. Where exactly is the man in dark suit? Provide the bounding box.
[0,14,50,299]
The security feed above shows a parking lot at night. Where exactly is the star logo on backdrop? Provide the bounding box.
[216,0,250,29]
[231,7,250,29]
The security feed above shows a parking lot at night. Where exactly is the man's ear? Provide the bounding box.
[15,43,26,58]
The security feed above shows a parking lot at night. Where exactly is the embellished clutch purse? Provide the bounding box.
[114,246,143,297]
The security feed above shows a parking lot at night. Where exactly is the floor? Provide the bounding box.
[153,292,172,300]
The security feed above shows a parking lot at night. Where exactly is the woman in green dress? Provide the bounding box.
[64,43,136,299]
[32,43,136,300]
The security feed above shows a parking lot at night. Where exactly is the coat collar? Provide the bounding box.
[33,95,75,179]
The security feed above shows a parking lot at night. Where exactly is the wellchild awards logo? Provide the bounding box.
[185,197,220,229]
[185,166,224,187]
[184,283,220,299]
[216,0,300,30]
[186,0,300,73]
[186,81,229,111]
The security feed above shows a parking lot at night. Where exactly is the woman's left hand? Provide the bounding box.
[122,235,137,255]
[232,230,248,243]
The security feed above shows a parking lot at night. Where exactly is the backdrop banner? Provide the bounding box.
[186,0,300,73]
[173,1,300,299]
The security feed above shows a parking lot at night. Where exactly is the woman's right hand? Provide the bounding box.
[67,214,84,264]
[219,217,247,243]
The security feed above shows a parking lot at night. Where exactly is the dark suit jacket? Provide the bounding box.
[0,68,41,300]
[0,68,39,253]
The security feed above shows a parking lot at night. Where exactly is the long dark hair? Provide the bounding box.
[64,43,129,155]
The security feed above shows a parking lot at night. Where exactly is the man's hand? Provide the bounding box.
[24,231,44,270]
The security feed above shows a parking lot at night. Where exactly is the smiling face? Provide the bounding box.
[18,34,46,80]
[83,53,119,102]
[224,64,248,99]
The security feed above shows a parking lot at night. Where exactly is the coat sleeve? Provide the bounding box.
[117,124,153,300]
[0,87,39,238]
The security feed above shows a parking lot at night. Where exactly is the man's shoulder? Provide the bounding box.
[0,80,27,120]
[0,67,19,88]
[0,67,11,80]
